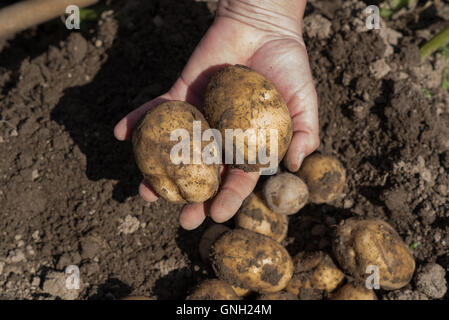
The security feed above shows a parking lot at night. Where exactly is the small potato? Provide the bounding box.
[262,173,309,215]
[332,218,415,290]
[204,65,292,172]
[211,229,294,293]
[199,224,231,262]
[235,192,288,242]
[132,101,220,203]
[187,279,240,300]
[257,292,298,300]
[297,154,346,204]
[286,251,344,300]
[331,281,377,300]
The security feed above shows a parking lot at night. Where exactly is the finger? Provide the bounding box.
[113,95,171,141]
[210,169,260,223]
[179,202,208,230]
[284,83,320,172]
[138,180,159,202]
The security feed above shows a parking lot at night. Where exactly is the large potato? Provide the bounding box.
[331,281,377,300]
[204,65,292,172]
[332,218,415,290]
[187,279,240,300]
[235,192,288,242]
[132,101,220,203]
[262,172,309,215]
[297,154,346,203]
[286,251,344,299]
[211,229,293,293]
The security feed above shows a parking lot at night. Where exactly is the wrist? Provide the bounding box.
[217,0,306,38]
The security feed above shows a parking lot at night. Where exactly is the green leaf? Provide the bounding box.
[422,88,432,99]
[409,242,420,250]
[79,8,99,21]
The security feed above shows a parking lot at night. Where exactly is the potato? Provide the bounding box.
[132,101,220,203]
[204,65,292,172]
[120,296,155,300]
[262,173,309,215]
[231,286,251,297]
[297,154,346,204]
[187,279,240,300]
[332,218,415,290]
[331,281,377,300]
[199,224,231,262]
[257,292,298,300]
[211,229,294,293]
[286,251,344,300]
[235,192,288,242]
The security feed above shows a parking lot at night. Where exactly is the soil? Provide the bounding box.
[0,0,448,300]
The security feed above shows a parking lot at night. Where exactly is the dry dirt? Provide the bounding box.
[0,0,448,300]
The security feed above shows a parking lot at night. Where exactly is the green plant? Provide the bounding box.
[420,25,449,61]
[409,242,420,250]
[380,0,416,19]
[422,88,432,99]
[79,8,99,21]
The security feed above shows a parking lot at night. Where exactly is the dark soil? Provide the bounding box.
[0,0,448,300]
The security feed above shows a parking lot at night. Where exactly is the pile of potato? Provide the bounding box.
[131,65,416,300]
[187,164,415,300]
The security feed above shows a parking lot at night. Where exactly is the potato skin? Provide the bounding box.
[211,229,294,293]
[199,224,231,262]
[204,65,292,172]
[286,251,344,299]
[231,286,251,297]
[120,296,155,300]
[297,154,346,204]
[132,101,220,203]
[257,291,298,300]
[332,218,415,290]
[331,281,377,300]
[187,279,240,300]
[235,192,288,242]
[262,173,309,215]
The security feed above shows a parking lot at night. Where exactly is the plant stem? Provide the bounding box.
[420,25,449,61]
[0,0,99,38]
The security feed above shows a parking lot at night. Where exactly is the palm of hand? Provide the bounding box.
[114,17,319,230]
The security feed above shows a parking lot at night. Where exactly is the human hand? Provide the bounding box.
[114,0,319,230]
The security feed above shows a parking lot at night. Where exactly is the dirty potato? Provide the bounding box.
[297,154,346,204]
[204,65,292,172]
[235,192,288,242]
[199,224,231,262]
[231,286,251,297]
[331,281,377,300]
[187,279,240,300]
[286,251,344,300]
[132,101,220,203]
[262,172,309,215]
[120,296,155,300]
[257,291,298,300]
[211,229,294,293]
[332,218,415,290]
